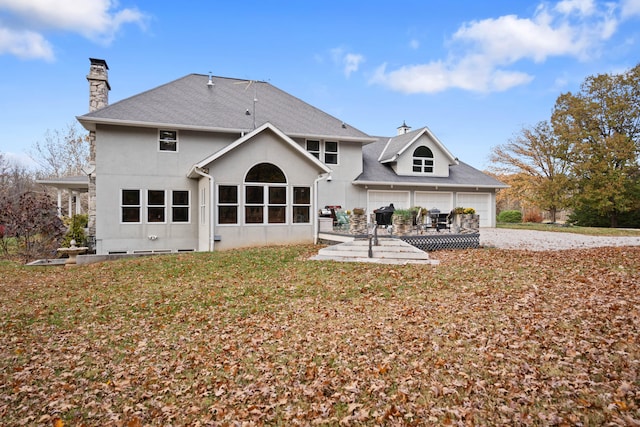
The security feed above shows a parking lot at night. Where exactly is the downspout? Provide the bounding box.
[313,172,331,244]
[194,167,215,251]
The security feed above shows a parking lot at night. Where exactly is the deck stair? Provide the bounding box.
[311,238,439,265]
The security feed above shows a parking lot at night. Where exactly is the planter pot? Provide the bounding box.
[392,214,413,236]
[459,214,480,232]
[349,214,367,234]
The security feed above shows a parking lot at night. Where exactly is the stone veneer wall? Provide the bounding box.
[86,59,110,239]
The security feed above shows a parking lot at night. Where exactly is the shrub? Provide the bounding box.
[463,207,476,215]
[568,205,640,228]
[392,209,413,220]
[498,210,522,223]
[0,191,65,262]
[523,211,543,223]
[62,214,88,247]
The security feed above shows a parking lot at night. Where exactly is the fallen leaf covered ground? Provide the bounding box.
[0,245,639,426]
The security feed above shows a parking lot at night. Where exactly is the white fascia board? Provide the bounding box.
[352,180,508,189]
[377,137,393,162]
[76,116,249,135]
[194,122,332,174]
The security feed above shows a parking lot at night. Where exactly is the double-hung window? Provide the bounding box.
[121,189,141,223]
[147,190,166,222]
[171,190,189,222]
[159,130,178,152]
[218,185,238,224]
[306,140,320,159]
[305,139,338,165]
[293,187,311,223]
[324,141,338,164]
[120,189,188,223]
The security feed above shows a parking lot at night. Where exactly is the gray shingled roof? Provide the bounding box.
[78,74,372,141]
[378,130,418,162]
[355,137,508,188]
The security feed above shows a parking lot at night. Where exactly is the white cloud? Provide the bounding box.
[554,0,596,16]
[409,38,420,49]
[330,47,365,77]
[0,0,147,60]
[343,53,364,77]
[621,0,640,18]
[370,0,626,94]
[0,27,53,60]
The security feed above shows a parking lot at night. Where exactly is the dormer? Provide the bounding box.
[378,126,458,177]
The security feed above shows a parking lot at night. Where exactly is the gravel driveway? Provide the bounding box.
[480,228,640,251]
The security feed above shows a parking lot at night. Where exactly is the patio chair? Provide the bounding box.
[435,212,451,231]
[334,210,349,231]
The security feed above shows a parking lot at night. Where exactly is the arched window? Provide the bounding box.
[244,163,287,224]
[413,146,434,173]
[245,163,286,183]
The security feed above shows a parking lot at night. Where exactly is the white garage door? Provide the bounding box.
[415,191,453,212]
[367,190,410,217]
[456,193,491,227]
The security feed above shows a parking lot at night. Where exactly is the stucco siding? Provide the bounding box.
[94,125,236,254]
[202,128,324,250]
[394,135,451,177]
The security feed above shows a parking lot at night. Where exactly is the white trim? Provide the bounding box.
[77,115,377,144]
[377,137,393,162]
[158,129,179,153]
[170,189,191,224]
[352,180,507,189]
[188,122,331,177]
[146,189,167,224]
[193,168,215,251]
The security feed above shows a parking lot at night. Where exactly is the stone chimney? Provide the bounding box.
[86,58,110,243]
[397,120,411,135]
[87,58,110,112]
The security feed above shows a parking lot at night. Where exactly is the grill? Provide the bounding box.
[374,204,395,226]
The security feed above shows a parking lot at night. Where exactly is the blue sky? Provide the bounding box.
[1,0,640,171]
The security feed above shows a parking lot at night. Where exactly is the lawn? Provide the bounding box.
[497,222,640,236]
[1,244,639,426]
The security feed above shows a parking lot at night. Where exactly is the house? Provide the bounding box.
[69,58,505,255]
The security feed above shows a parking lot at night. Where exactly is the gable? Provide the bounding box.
[394,133,453,177]
[188,123,331,180]
[355,136,508,189]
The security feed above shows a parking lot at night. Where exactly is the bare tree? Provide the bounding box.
[30,123,90,178]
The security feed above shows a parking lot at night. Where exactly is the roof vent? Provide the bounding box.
[207,72,214,88]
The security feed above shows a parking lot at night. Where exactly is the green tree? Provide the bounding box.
[552,64,640,227]
[489,121,572,223]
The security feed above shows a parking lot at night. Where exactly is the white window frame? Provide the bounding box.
[306,140,320,159]
[292,186,311,224]
[147,189,166,223]
[121,189,141,224]
[159,129,178,152]
[305,139,339,165]
[171,190,190,223]
[217,184,239,225]
[412,146,434,173]
[324,140,338,165]
[244,183,288,225]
